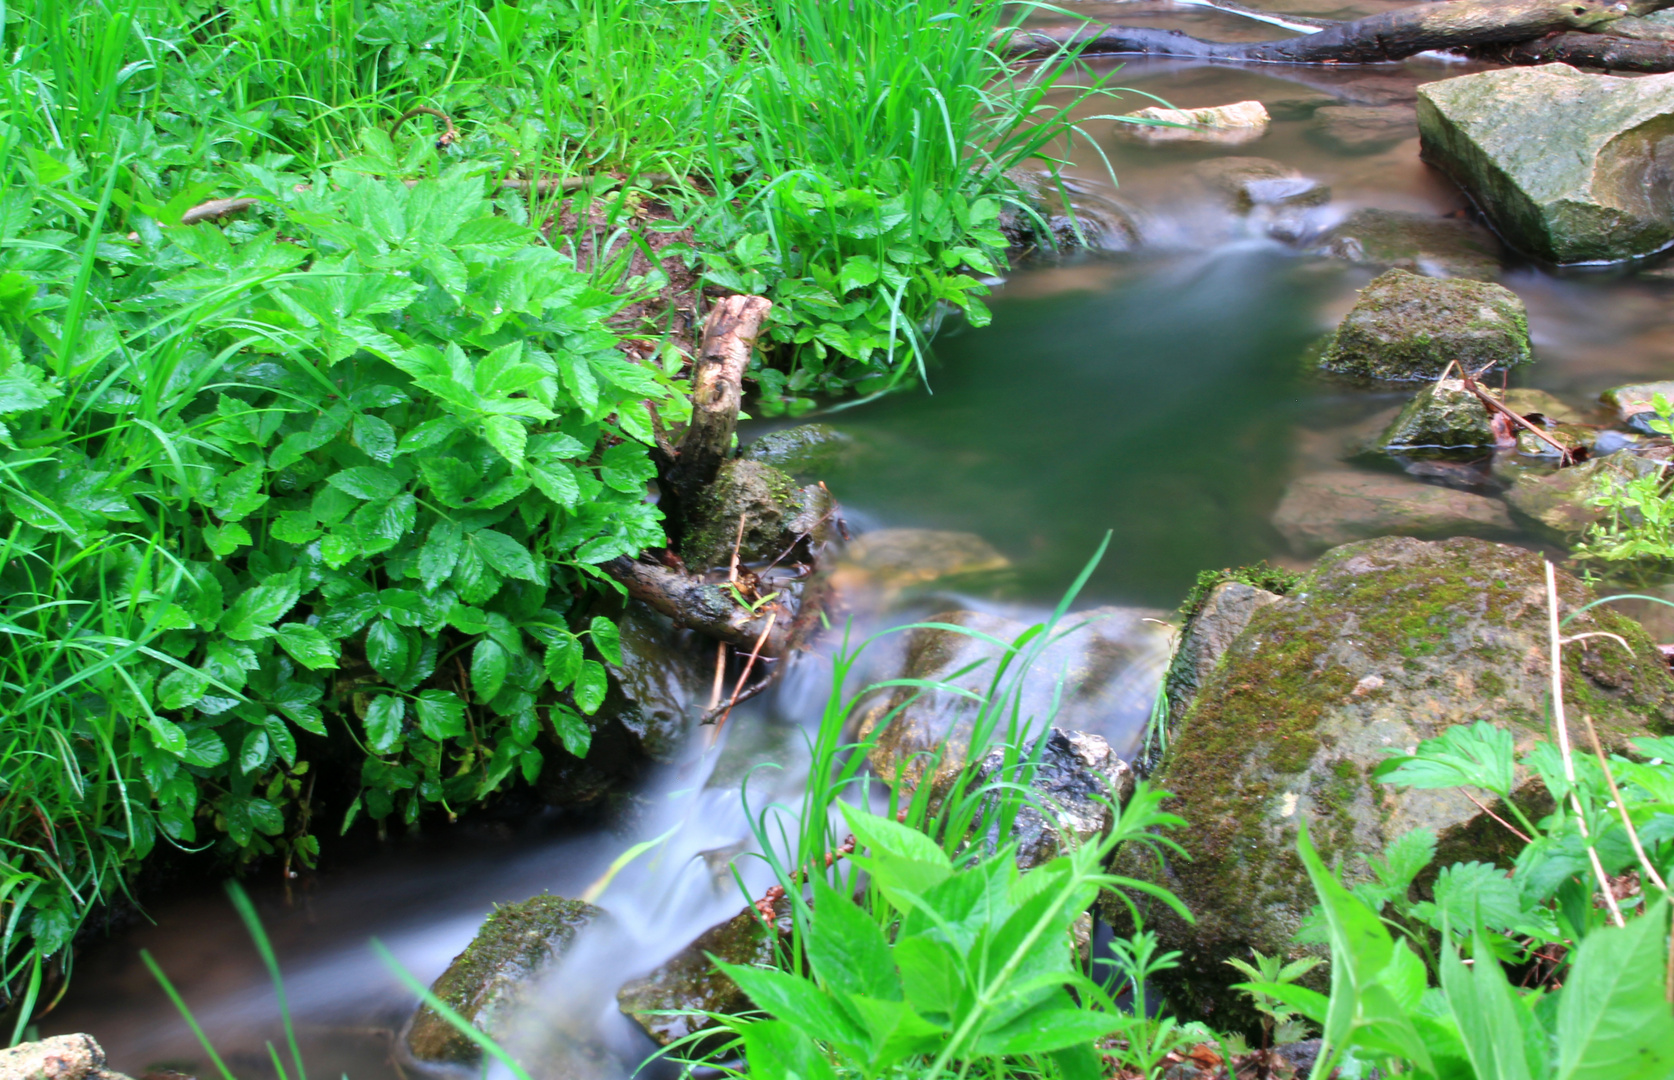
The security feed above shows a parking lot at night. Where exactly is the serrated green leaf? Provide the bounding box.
[363,695,405,753]
[550,705,591,757]
[364,618,408,681]
[420,519,464,590]
[414,689,466,740]
[353,414,397,463]
[573,659,607,715]
[471,529,540,582]
[275,623,338,670]
[470,639,509,702]
[588,615,622,666]
[327,465,402,502]
[545,632,582,689]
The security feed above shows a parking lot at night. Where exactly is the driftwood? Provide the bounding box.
[1005,0,1674,64]
[655,295,773,539]
[599,555,798,656]
[1472,30,1674,71]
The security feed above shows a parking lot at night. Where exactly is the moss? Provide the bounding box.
[1319,269,1531,381]
[407,894,602,1064]
[1178,561,1302,620]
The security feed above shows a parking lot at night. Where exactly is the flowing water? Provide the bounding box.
[45,18,1674,1079]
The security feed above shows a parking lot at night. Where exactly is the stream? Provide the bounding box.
[44,17,1674,1079]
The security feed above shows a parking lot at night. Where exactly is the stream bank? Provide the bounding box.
[39,28,1674,1080]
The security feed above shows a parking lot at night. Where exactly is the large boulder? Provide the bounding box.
[1417,65,1674,264]
[860,607,1172,788]
[1318,268,1531,381]
[1271,470,1515,553]
[1106,536,1674,1028]
[406,894,603,1065]
[1322,208,1503,280]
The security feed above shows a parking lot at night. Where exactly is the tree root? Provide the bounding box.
[1004,0,1674,65]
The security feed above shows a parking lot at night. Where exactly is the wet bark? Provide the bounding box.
[1472,31,1674,71]
[1004,0,1674,64]
[598,555,796,656]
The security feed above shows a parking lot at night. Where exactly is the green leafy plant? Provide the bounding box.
[1223,950,1321,1056]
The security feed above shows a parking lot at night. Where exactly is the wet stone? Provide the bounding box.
[1192,157,1329,212]
[1602,380,1674,432]
[827,528,1013,606]
[1106,536,1674,1029]
[1503,448,1668,535]
[1319,268,1531,381]
[862,606,1172,791]
[1270,469,1515,553]
[406,895,604,1065]
[1322,207,1503,280]
[617,896,792,1048]
[742,423,857,479]
[681,458,835,572]
[1123,100,1270,144]
[1308,104,1417,154]
[1418,65,1674,263]
[974,728,1134,871]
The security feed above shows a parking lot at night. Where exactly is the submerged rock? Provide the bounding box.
[861,606,1172,789]
[1309,104,1417,154]
[1192,157,1329,212]
[680,458,835,571]
[1417,65,1674,264]
[0,1036,130,1080]
[827,528,1013,606]
[1318,268,1531,381]
[617,895,792,1048]
[406,895,604,1065]
[1271,469,1515,553]
[1322,207,1503,280]
[1106,536,1674,1027]
[742,423,857,479]
[1503,449,1669,535]
[1124,101,1270,143]
[974,728,1134,870]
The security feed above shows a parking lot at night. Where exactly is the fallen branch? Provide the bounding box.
[1457,367,1576,464]
[1004,0,1672,64]
[598,555,794,656]
[1471,30,1674,71]
[180,197,258,225]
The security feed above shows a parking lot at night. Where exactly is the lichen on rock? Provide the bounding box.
[1106,536,1674,1029]
[1318,268,1531,381]
[406,894,604,1065]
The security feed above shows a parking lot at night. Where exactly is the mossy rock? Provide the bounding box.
[1319,269,1531,381]
[1417,65,1674,264]
[617,896,791,1049]
[1377,383,1580,451]
[741,423,857,479]
[406,895,604,1065]
[1323,208,1503,280]
[1601,380,1674,432]
[861,607,1172,790]
[680,458,834,571]
[1503,449,1668,536]
[1105,536,1674,1029]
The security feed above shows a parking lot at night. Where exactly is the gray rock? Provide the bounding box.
[1417,64,1674,264]
[1192,157,1329,212]
[861,607,1172,791]
[0,1036,130,1080]
[680,458,835,571]
[974,728,1134,870]
[1271,469,1516,553]
[742,423,856,479]
[406,895,604,1065]
[1318,268,1531,381]
[1322,207,1503,280]
[1105,536,1674,1028]
[607,602,713,762]
[1309,104,1417,153]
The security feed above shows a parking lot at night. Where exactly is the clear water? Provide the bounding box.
[46,36,1674,1080]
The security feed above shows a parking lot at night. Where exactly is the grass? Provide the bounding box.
[0,0,1124,1036]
